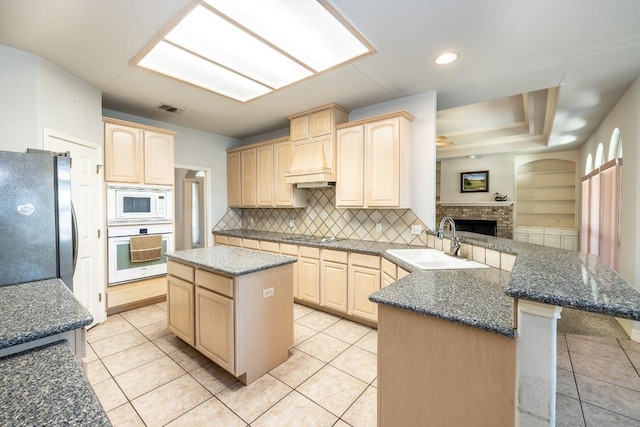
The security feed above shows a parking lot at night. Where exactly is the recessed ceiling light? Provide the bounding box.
[468,155,477,159]
[133,0,375,102]
[435,52,458,65]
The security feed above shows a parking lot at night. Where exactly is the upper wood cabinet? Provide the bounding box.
[227,151,241,207]
[227,137,307,208]
[285,104,350,184]
[336,111,413,208]
[103,118,175,186]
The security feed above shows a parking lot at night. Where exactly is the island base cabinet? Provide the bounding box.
[377,305,516,426]
[195,287,234,374]
[167,276,195,346]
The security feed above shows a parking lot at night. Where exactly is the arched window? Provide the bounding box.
[608,128,621,161]
[585,153,593,175]
[594,143,604,168]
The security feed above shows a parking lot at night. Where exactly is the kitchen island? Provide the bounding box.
[213,228,640,425]
[165,246,296,385]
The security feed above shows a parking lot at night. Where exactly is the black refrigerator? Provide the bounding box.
[0,150,75,290]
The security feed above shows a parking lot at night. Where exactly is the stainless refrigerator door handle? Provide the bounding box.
[71,201,79,273]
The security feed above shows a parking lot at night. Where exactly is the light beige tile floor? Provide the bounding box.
[88,302,640,426]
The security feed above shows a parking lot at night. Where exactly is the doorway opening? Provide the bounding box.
[175,167,207,251]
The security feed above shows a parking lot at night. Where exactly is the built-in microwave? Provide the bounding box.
[107,184,173,225]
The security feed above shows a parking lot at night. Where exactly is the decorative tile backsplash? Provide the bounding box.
[213,187,428,245]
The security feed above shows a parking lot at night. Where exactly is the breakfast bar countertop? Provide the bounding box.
[166,246,297,277]
[0,278,93,350]
[0,340,111,426]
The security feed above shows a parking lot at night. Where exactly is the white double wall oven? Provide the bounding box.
[106,185,174,285]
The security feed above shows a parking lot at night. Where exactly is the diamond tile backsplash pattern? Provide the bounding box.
[213,187,428,245]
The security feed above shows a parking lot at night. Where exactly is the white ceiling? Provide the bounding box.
[1,0,640,157]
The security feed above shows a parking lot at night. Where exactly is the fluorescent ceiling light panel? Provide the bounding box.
[139,41,271,102]
[135,0,372,102]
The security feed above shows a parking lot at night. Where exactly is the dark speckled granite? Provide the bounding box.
[0,279,93,349]
[0,340,111,426]
[166,246,296,276]
[214,229,640,336]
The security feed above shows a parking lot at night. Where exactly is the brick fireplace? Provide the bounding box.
[436,204,514,239]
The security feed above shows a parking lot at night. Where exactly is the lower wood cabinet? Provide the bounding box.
[320,250,348,312]
[167,275,195,346]
[195,286,234,373]
[348,253,381,322]
[298,247,320,304]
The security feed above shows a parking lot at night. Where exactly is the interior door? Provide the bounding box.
[46,130,106,327]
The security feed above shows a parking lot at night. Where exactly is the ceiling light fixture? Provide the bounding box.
[435,52,458,65]
[468,155,477,159]
[435,135,453,146]
[133,0,375,102]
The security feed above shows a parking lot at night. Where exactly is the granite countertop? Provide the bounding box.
[0,279,93,349]
[0,340,111,426]
[166,246,297,277]
[213,229,640,336]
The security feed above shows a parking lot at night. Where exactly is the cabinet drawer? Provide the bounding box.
[227,236,242,247]
[280,243,298,256]
[322,249,348,264]
[299,246,320,259]
[514,227,544,235]
[349,253,380,269]
[397,268,410,279]
[214,235,228,246]
[544,228,578,236]
[381,257,397,279]
[242,239,260,250]
[168,260,194,282]
[260,241,280,253]
[195,269,234,298]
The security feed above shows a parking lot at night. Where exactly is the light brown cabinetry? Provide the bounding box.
[285,104,350,184]
[336,112,413,208]
[381,257,397,288]
[227,137,307,208]
[227,151,241,207]
[348,253,381,322]
[103,118,175,186]
[167,256,294,385]
[298,246,320,304]
[320,249,348,312]
[280,243,299,298]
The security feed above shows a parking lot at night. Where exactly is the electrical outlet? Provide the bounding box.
[289,219,295,228]
[411,224,422,235]
[262,287,274,298]
[376,223,382,232]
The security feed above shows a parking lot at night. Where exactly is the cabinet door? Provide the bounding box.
[256,144,274,206]
[528,233,545,245]
[513,233,528,243]
[104,122,143,183]
[349,265,381,321]
[321,260,348,312]
[144,130,174,185]
[195,286,235,374]
[274,141,293,206]
[310,109,331,137]
[366,118,400,207]
[560,236,578,251]
[167,276,195,346]
[298,256,320,304]
[290,116,309,141]
[336,126,365,207]
[382,272,395,288]
[241,148,257,206]
[227,151,241,207]
[543,235,562,248]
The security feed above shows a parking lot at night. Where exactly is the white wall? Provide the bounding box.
[439,154,515,203]
[0,44,102,153]
[102,109,241,244]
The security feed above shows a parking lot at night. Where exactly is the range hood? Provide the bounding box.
[284,138,336,187]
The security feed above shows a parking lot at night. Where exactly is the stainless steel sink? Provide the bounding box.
[386,248,489,270]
